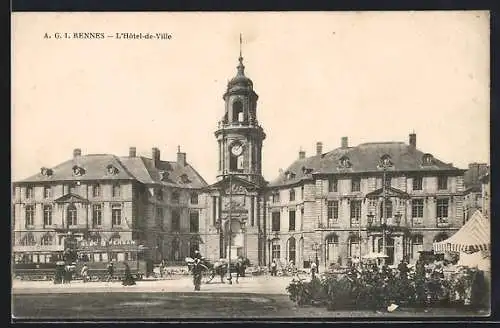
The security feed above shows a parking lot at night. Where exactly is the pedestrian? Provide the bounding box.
[192,258,208,291]
[270,260,277,277]
[81,263,90,283]
[106,261,114,282]
[122,262,136,286]
[235,257,244,284]
[310,261,318,280]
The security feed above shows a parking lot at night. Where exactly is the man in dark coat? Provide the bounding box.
[122,262,136,286]
[106,262,114,282]
[192,258,208,291]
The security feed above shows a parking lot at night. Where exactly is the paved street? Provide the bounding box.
[12,276,486,319]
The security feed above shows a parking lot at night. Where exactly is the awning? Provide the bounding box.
[433,210,490,254]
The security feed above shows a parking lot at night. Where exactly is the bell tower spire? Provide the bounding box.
[214,34,266,185]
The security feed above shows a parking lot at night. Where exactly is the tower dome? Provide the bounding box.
[227,56,253,90]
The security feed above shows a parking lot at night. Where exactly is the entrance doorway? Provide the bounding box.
[377,236,395,265]
[224,220,244,259]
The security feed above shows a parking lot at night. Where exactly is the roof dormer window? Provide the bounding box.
[285,171,296,180]
[40,167,53,177]
[378,154,393,169]
[338,156,352,169]
[422,153,434,166]
[301,166,313,174]
[179,174,191,184]
[106,164,119,175]
[159,170,169,181]
[72,165,85,176]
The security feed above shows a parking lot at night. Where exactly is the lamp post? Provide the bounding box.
[226,173,233,285]
[311,242,320,273]
[267,237,272,268]
[367,212,374,254]
[380,157,392,264]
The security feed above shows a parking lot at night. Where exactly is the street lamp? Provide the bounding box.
[226,173,233,285]
[311,242,320,273]
[267,237,272,268]
[367,212,374,227]
[394,212,402,227]
[379,156,393,264]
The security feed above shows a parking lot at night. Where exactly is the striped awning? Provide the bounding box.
[433,210,490,254]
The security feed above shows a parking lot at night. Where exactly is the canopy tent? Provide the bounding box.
[433,210,490,254]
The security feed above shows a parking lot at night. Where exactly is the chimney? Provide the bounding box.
[129,147,136,157]
[299,149,306,159]
[316,142,323,156]
[152,147,160,168]
[341,137,348,148]
[73,148,82,158]
[177,145,187,167]
[409,132,417,148]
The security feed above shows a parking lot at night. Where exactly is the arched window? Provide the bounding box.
[288,237,296,263]
[348,235,360,258]
[171,238,181,261]
[190,192,199,205]
[326,234,339,264]
[112,184,121,197]
[434,232,448,243]
[43,205,52,226]
[41,234,53,246]
[67,204,77,226]
[92,184,101,197]
[21,233,36,246]
[271,239,281,262]
[232,100,243,122]
[411,234,424,260]
[380,200,393,219]
[289,189,295,201]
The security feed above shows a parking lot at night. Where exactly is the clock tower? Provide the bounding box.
[214,42,266,185]
[206,36,267,267]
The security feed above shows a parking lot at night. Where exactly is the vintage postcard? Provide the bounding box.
[11,11,490,321]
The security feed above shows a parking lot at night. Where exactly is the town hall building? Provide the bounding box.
[12,46,467,270]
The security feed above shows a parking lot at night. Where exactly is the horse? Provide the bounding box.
[186,257,250,284]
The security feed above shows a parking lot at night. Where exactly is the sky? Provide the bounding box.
[12,11,490,184]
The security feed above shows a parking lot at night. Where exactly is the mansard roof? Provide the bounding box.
[16,154,208,189]
[269,141,464,187]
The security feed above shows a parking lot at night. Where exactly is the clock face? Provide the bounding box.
[231,143,244,156]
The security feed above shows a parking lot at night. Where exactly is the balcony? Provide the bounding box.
[436,218,450,228]
[366,212,409,234]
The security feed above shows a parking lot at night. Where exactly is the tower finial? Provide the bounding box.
[239,33,243,60]
[177,145,180,153]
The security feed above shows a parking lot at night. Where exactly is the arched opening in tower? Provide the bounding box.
[232,100,244,123]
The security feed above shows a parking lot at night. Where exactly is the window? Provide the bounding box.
[272,212,281,231]
[350,200,361,225]
[111,204,122,226]
[68,184,77,194]
[172,210,180,232]
[21,233,36,246]
[41,234,53,246]
[272,192,280,203]
[156,207,164,228]
[26,186,34,199]
[172,191,180,203]
[271,239,281,261]
[326,235,339,263]
[438,176,448,190]
[92,184,101,197]
[171,238,181,261]
[112,184,121,197]
[67,204,77,226]
[288,237,296,263]
[232,100,243,122]
[384,175,392,188]
[349,236,360,258]
[328,178,338,192]
[327,200,339,225]
[380,200,393,219]
[92,204,102,226]
[190,192,199,204]
[25,205,34,226]
[411,199,424,218]
[156,189,164,201]
[351,177,361,192]
[289,189,295,201]
[43,205,52,226]
[437,199,449,225]
[190,211,199,232]
[43,186,51,198]
[412,177,423,191]
[436,198,449,218]
[411,235,424,259]
[289,210,296,231]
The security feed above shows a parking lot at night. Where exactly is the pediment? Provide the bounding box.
[54,193,90,203]
[207,176,259,195]
[365,187,410,199]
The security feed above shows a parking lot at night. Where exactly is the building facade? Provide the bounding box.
[12,49,470,269]
[12,147,209,265]
[463,163,489,220]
